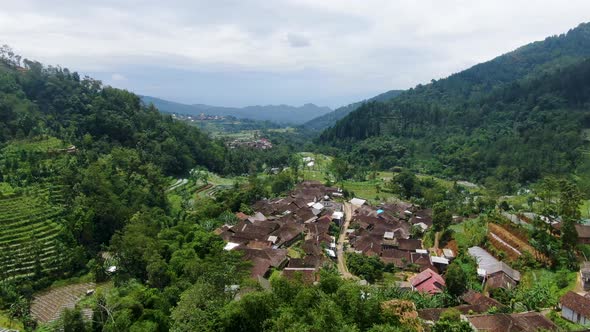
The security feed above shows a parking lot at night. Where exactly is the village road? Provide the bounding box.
[336,202,356,279]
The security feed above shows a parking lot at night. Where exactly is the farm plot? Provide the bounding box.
[30,282,95,323]
[487,223,551,265]
[0,187,67,280]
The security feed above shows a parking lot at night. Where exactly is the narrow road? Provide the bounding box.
[336,202,356,279]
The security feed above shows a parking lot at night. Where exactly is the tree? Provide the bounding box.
[171,282,227,332]
[432,308,473,332]
[445,262,467,297]
[391,170,418,199]
[432,202,452,232]
[62,308,88,332]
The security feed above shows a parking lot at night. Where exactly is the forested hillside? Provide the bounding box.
[301,89,403,131]
[320,23,590,192]
[0,49,294,312]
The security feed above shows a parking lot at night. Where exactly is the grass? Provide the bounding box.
[0,310,23,330]
[520,269,579,301]
[581,200,590,219]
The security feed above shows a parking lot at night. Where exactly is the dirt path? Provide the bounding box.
[336,203,356,279]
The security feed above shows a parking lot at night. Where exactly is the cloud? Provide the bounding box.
[111,73,127,81]
[0,0,589,107]
[287,33,310,48]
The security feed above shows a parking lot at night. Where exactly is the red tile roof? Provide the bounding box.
[409,268,445,294]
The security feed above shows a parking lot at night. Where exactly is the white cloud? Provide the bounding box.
[111,73,127,81]
[0,0,589,106]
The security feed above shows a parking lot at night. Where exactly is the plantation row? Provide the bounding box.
[0,187,66,280]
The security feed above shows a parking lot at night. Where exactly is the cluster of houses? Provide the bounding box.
[171,113,225,121]
[346,200,454,282]
[215,181,590,330]
[228,137,273,150]
[217,181,342,283]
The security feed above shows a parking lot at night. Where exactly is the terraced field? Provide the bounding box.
[0,187,66,280]
[30,282,95,323]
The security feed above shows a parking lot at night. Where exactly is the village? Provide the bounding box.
[216,178,590,331]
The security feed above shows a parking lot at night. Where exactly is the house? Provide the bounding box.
[332,211,344,226]
[576,224,590,244]
[560,291,590,326]
[466,312,558,331]
[461,290,504,310]
[581,261,590,291]
[350,198,367,207]
[468,246,521,290]
[409,268,445,294]
[418,296,505,324]
[397,239,422,251]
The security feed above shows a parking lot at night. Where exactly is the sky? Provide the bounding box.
[1,1,590,108]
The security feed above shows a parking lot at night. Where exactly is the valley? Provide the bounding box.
[2,14,590,332]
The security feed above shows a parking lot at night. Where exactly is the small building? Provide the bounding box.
[468,246,521,290]
[560,291,590,326]
[581,261,590,291]
[350,198,367,207]
[409,268,445,294]
[576,224,590,244]
[332,211,344,226]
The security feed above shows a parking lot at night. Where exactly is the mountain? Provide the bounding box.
[141,96,332,125]
[320,22,590,191]
[301,89,403,131]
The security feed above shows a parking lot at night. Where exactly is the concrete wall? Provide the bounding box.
[562,306,590,326]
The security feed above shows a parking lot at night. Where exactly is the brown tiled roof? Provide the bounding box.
[239,248,288,267]
[250,257,271,278]
[294,208,316,223]
[510,312,559,331]
[398,239,422,251]
[271,223,304,246]
[575,224,590,238]
[560,291,590,318]
[467,312,558,332]
[246,240,272,249]
[301,240,323,256]
[486,271,518,290]
[461,290,504,309]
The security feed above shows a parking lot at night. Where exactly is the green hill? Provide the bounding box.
[301,89,403,131]
[319,23,590,191]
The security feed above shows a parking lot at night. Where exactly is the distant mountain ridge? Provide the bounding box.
[301,89,403,131]
[141,96,332,125]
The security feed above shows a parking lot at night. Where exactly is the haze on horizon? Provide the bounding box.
[2,0,590,108]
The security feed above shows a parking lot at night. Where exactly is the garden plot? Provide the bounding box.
[488,223,550,265]
[0,187,66,280]
[30,282,95,323]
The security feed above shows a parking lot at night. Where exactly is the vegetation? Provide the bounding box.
[319,23,590,193]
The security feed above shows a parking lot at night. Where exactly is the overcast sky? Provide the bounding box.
[1,1,590,108]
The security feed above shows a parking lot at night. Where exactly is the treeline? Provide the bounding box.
[319,23,590,192]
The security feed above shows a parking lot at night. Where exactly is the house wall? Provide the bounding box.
[562,306,590,325]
